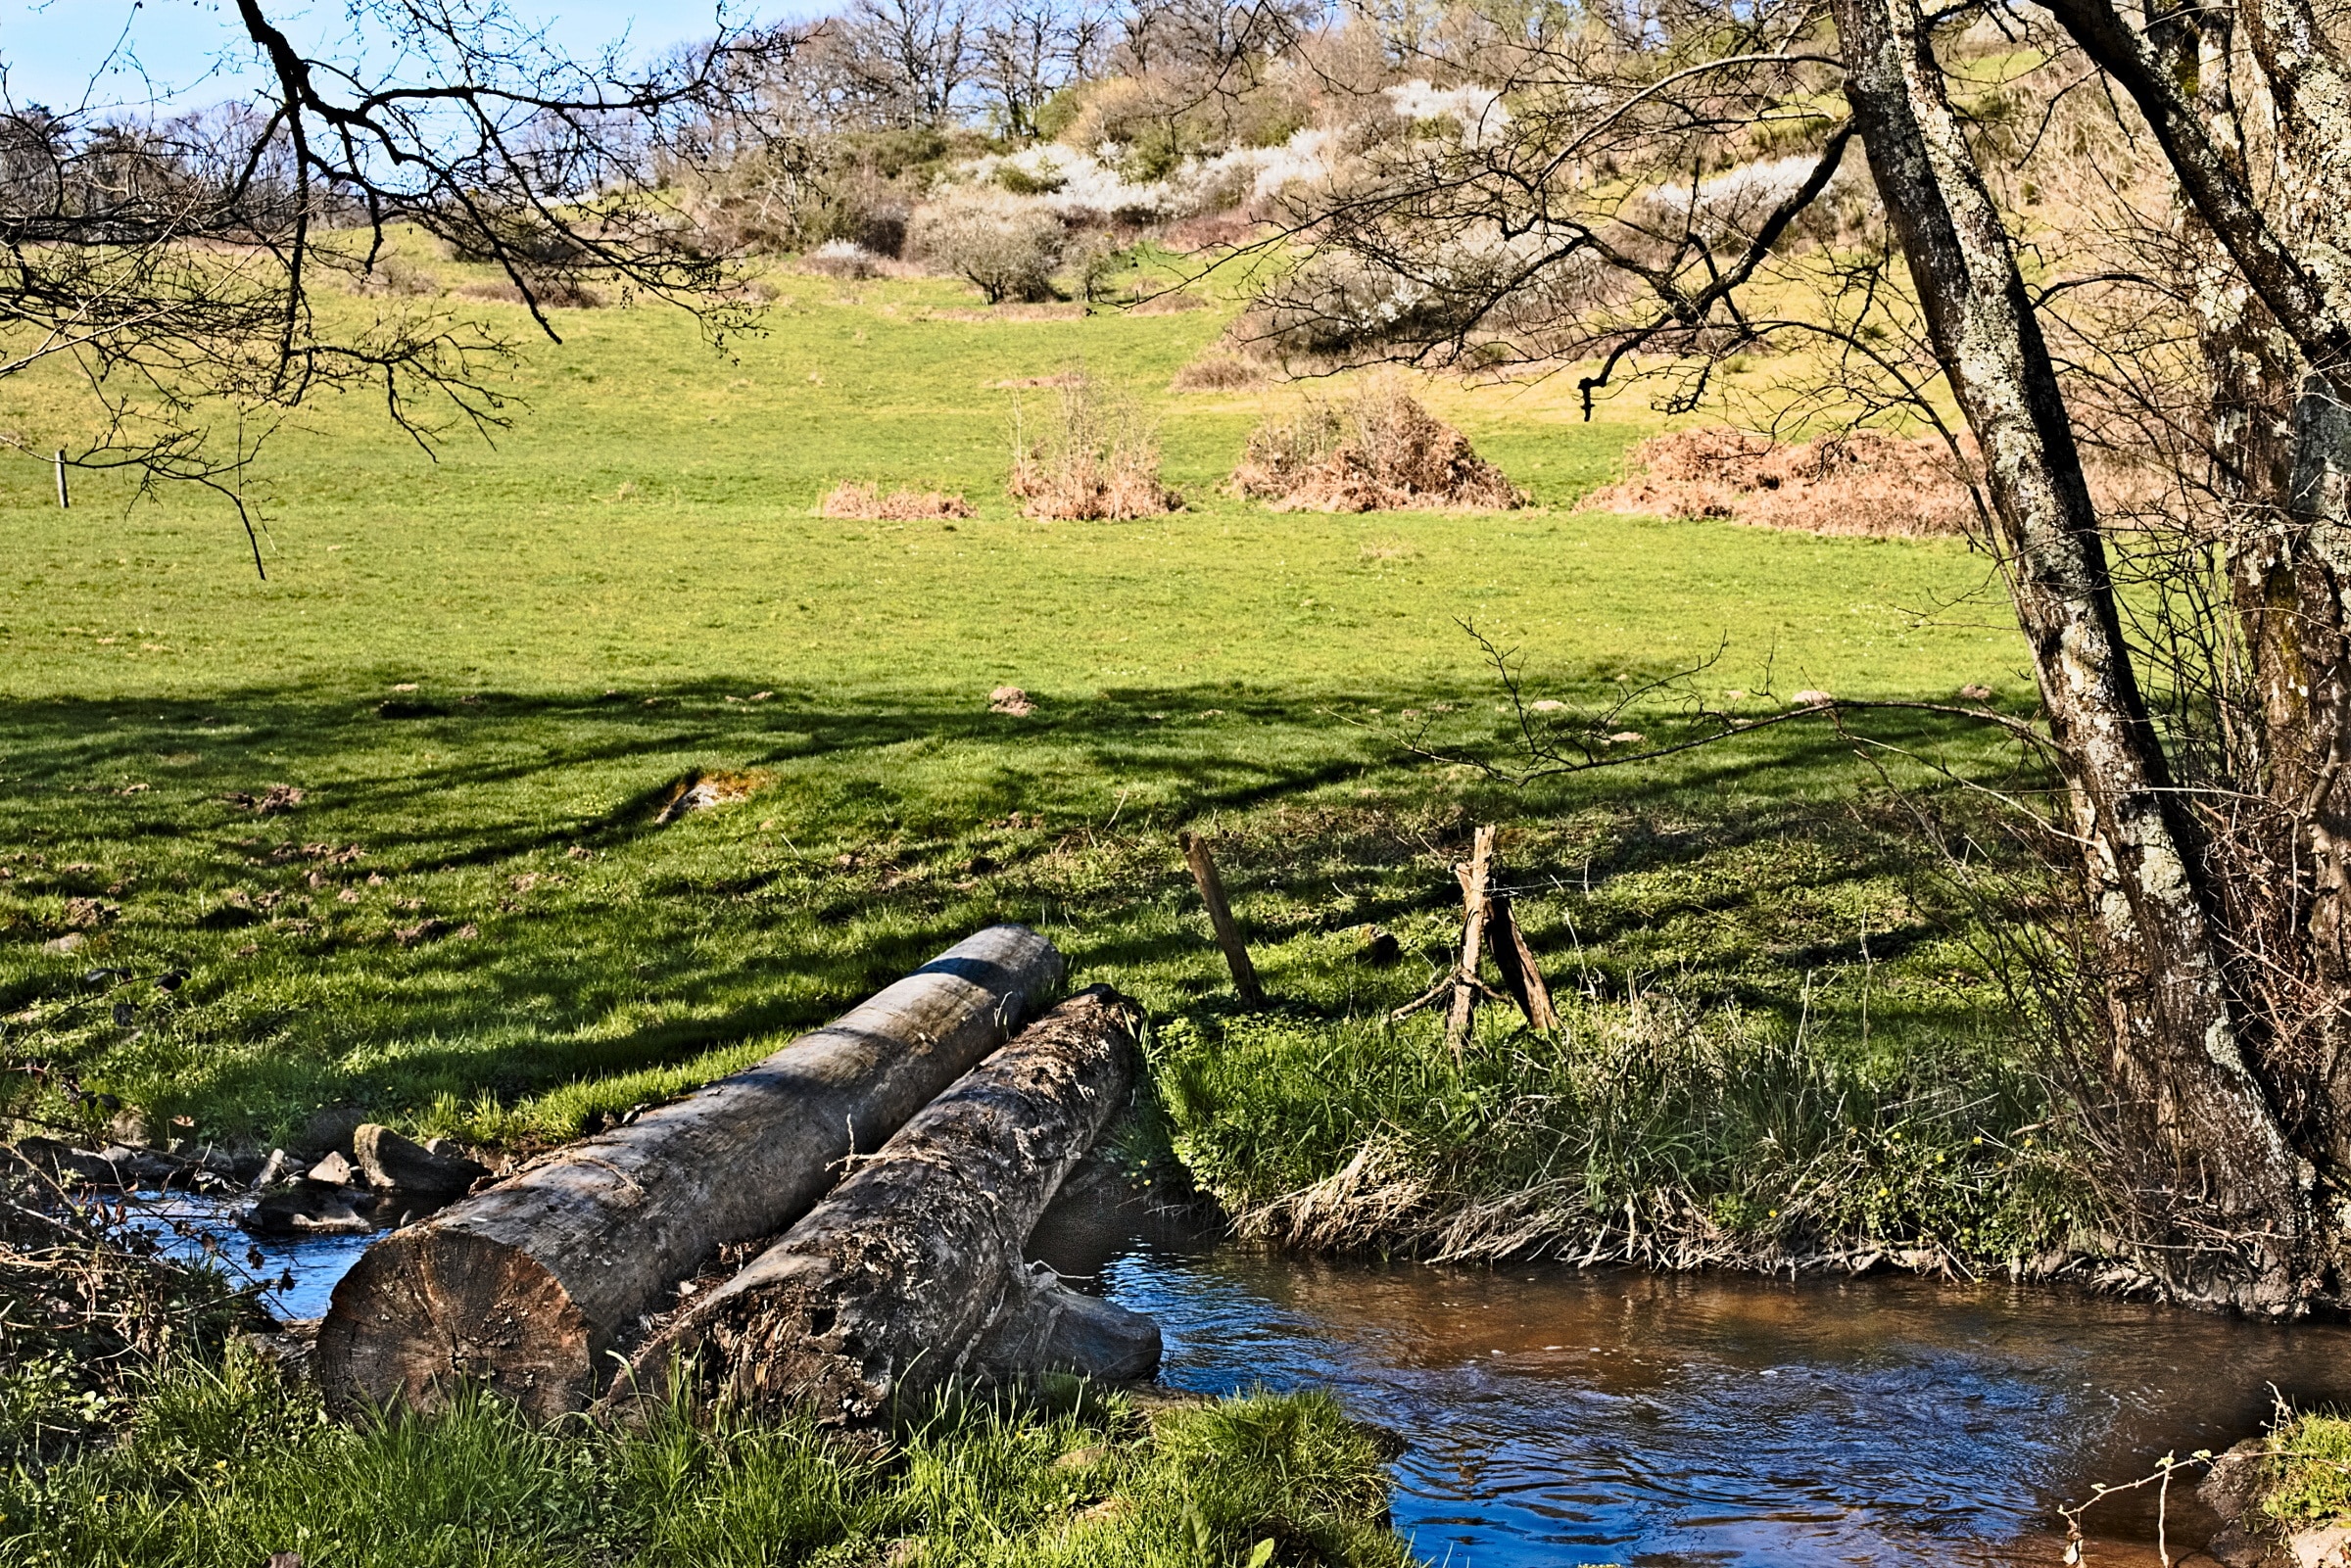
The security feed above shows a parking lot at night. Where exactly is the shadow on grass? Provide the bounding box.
[0,679,2038,1141]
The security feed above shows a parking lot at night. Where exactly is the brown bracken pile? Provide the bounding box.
[1575,427,1977,538]
[819,482,977,521]
[1228,376,1525,513]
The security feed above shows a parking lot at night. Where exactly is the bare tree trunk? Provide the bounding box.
[2144,7,2351,1180]
[1832,0,2313,1308]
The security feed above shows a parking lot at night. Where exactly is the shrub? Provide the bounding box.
[1228,375,1524,511]
[354,255,442,297]
[1008,370,1181,520]
[1172,350,1268,392]
[801,239,882,279]
[907,187,1065,305]
[1238,252,1459,359]
[1058,228,1125,304]
[455,270,606,309]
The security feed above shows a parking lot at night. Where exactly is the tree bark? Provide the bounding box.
[1832,0,2313,1308]
[1487,893,1559,1032]
[315,925,1065,1418]
[2035,0,2351,387]
[2142,6,2351,1178]
[615,986,1142,1424]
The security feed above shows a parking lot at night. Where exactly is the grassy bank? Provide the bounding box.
[2,1350,1406,1568]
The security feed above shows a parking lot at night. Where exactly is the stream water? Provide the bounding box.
[130,1184,2351,1568]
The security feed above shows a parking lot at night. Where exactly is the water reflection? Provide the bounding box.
[121,1190,380,1320]
[1032,1195,2351,1567]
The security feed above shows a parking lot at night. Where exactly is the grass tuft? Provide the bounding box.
[2265,1412,2351,1529]
[1158,992,2083,1269]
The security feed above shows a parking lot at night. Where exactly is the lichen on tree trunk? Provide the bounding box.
[1833,0,2314,1309]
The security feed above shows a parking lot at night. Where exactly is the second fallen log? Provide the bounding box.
[315,925,1064,1418]
[617,985,1143,1422]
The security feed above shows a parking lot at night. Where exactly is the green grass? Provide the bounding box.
[1,1349,1406,1568]
[0,266,2047,1247]
[2263,1412,2351,1530]
[0,252,2080,1568]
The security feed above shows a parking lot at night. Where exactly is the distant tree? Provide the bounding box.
[0,1,800,570]
[835,0,978,125]
[977,0,1114,139]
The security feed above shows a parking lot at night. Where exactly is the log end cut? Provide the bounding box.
[615,1252,913,1424]
[314,1225,598,1420]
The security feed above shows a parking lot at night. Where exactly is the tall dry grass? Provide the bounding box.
[1157,994,2090,1278]
[1007,370,1181,520]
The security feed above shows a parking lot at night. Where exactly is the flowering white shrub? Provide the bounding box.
[1630,155,1870,243]
[802,239,881,279]
[906,187,1065,303]
[1382,80,1511,146]
[957,124,1345,224]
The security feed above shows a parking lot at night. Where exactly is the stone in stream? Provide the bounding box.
[351,1124,487,1200]
[301,1104,368,1158]
[7,1136,197,1189]
[243,1182,378,1236]
[307,1152,359,1186]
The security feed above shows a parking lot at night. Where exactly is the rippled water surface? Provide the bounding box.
[152,1184,2351,1567]
[1029,1193,2351,1567]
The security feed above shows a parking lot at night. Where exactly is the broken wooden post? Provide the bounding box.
[1179,831,1265,1005]
[1487,893,1559,1031]
[1445,826,1496,1058]
[316,925,1064,1419]
[615,986,1146,1422]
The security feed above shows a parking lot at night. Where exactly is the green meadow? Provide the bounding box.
[0,269,2043,1241]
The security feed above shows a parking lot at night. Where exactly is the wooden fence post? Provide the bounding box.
[54,451,69,510]
[1445,825,1495,1058]
[1179,831,1264,1005]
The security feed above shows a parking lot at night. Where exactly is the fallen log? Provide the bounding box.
[316,925,1064,1418]
[614,985,1141,1424]
[967,1260,1162,1384]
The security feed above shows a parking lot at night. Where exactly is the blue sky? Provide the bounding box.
[0,1,819,113]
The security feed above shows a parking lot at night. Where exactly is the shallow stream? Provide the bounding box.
[134,1185,2351,1567]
